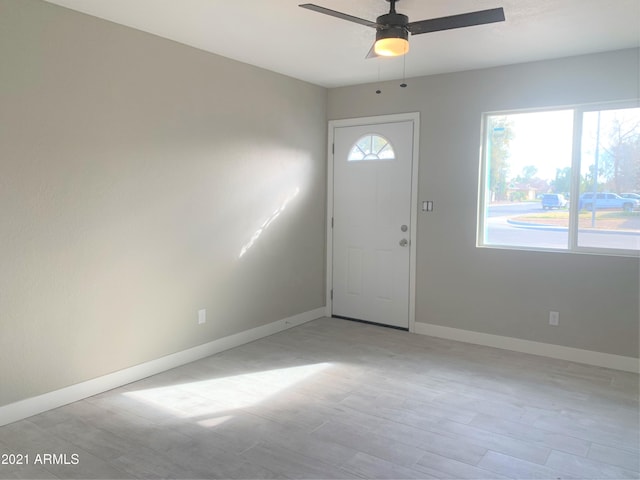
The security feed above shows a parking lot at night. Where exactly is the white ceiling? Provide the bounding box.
[44,0,640,88]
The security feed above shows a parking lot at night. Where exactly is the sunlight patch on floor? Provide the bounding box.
[196,415,234,428]
[123,362,332,421]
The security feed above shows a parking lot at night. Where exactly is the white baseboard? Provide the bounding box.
[0,308,326,427]
[415,322,639,374]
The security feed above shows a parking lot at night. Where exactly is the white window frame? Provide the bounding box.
[478,100,640,257]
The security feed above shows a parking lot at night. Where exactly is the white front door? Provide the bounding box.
[331,119,415,329]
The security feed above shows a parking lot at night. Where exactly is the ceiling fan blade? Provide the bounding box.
[365,42,379,59]
[299,4,378,29]
[407,7,505,35]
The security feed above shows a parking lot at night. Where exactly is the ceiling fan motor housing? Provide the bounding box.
[375,12,409,42]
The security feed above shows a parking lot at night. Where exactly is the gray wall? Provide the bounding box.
[328,49,639,359]
[2,0,637,410]
[0,0,327,407]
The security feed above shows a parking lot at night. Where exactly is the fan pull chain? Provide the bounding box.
[400,47,407,88]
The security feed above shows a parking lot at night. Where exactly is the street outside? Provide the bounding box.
[484,202,640,251]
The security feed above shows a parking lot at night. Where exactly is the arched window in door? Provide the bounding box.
[348,134,396,161]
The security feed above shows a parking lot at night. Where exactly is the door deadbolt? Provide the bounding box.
[400,225,408,232]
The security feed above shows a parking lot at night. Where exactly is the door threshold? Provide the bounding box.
[332,315,409,332]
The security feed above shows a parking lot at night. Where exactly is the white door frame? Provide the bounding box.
[326,113,420,332]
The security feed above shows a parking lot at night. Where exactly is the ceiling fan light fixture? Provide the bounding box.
[374,37,409,56]
[374,24,409,57]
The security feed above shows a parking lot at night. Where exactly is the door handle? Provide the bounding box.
[399,239,408,247]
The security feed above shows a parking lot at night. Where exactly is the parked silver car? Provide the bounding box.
[620,192,640,201]
[579,192,640,212]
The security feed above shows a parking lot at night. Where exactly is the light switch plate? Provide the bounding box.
[422,201,434,212]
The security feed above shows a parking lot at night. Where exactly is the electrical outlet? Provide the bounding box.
[549,311,559,326]
[198,309,206,325]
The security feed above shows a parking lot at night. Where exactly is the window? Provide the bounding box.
[479,103,640,255]
[348,134,396,161]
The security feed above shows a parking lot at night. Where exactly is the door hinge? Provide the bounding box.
[332,143,335,155]
[331,217,334,228]
[330,289,333,300]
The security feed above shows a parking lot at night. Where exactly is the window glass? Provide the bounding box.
[577,107,640,251]
[348,134,396,161]
[481,110,574,249]
[479,104,640,255]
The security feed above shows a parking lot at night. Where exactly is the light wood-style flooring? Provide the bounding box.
[0,317,638,479]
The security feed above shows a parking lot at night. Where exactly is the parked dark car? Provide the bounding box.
[541,193,568,210]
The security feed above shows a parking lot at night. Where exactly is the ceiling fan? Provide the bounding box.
[300,0,505,58]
